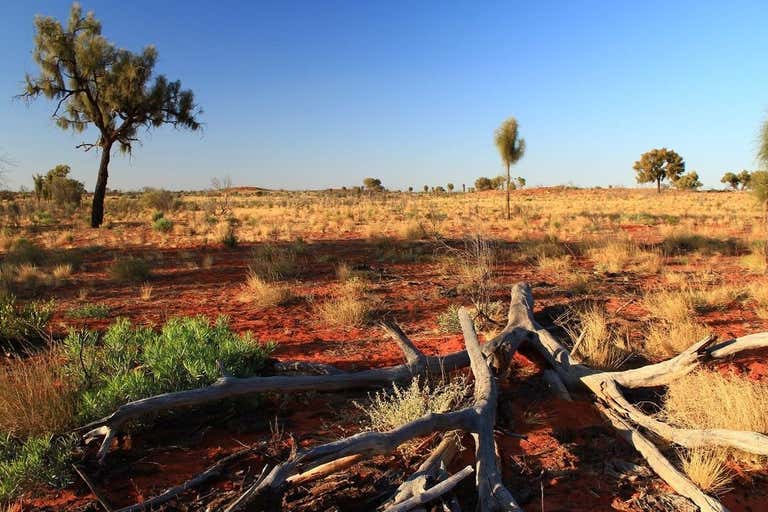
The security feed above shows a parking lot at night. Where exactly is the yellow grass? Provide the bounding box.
[644,320,710,359]
[237,272,292,308]
[588,239,633,273]
[0,350,78,438]
[680,448,733,494]
[563,304,627,370]
[664,370,768,433]
[642,289,695,323]
[317,278,370,327]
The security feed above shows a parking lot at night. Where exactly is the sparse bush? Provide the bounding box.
[661,233,744,256]
[437,304,462,333]
[108,257,152,282]
[357,376,469,432]
[588,239,633,273]
[5,239,46,266]
[141,188,178,213]
[643,289,695,323]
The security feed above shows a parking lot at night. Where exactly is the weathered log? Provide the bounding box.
[225,307,522,512]
[383,465,474,512]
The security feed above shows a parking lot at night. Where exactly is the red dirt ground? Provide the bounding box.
[8,235,768,511]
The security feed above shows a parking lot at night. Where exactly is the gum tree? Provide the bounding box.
[21,3,201,227]
[721,171,740,190]
[633,148,684,193]
[494,117,526,219]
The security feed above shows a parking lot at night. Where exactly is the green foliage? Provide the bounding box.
[66,303,110,319]
[738,170,752,190]
[151,216,173,232]
[516,176,526,188]
[0,434,75,502]
[0,295,55,345]
[62,317,275,421]
[32,165,85,209]
[108,257,152,282]
[633,148,685,192]
[446,183,454,192]
[673,171,702,190]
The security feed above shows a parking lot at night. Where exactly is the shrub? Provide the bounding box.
[108,258,152,282]
[5,239,46,266]
[437,304,462,333]
[63,316,276,421]
[0,434,75,502]
[642,289,695,323]
[141,188,178,213]
[661,234,744,256]
[587,239,633,273]
[356,376,469,432]
[151,216,173,233]
[0,296,54,345]
[66,303,110,319]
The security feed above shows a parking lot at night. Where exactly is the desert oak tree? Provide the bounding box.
[633,148,685,193]
[21,3,201,227]
[494,117,525,219]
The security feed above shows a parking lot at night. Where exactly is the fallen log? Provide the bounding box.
[224,307,523,512]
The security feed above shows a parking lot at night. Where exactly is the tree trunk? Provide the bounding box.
[505,164,511,220]
[657,178,661,193]
[91,142,112,228]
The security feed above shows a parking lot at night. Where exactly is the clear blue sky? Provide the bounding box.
[1,0,767,191]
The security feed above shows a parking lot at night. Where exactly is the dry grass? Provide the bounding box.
[0,350,78,438]
[317,278,370,327]
[642,289,695,323]
[537,254,572,274]
[644,320,710,359]
[588,239,633,273]
[680,448,733,495]
[237,272,292,308]
[139,282,153,301]
[51,264,72,281]
[561,304,627,370]
[663,370,768,433]
[739,248,766,274]
[690,284,747,313]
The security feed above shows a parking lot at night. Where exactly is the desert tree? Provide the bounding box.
[20,3,201,227]
[633,148,685,193]
[721,171,740,190]
[474,177,493,191]
[516,176,526,188]
[673,171,702,190]
[447,183,454,192]
[494,117,526,219]
[423,185,429,193]
[363,177,383,192]
[739,170,752,190]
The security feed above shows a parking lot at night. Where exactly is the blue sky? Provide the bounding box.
[1,0,767,191]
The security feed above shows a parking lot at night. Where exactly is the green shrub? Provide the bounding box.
[0,295,55,345]
[0,434,75,502]
[66,303,110,319]
[63,316,276,421]
[108,258,152,282]
[152,216,173,232]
